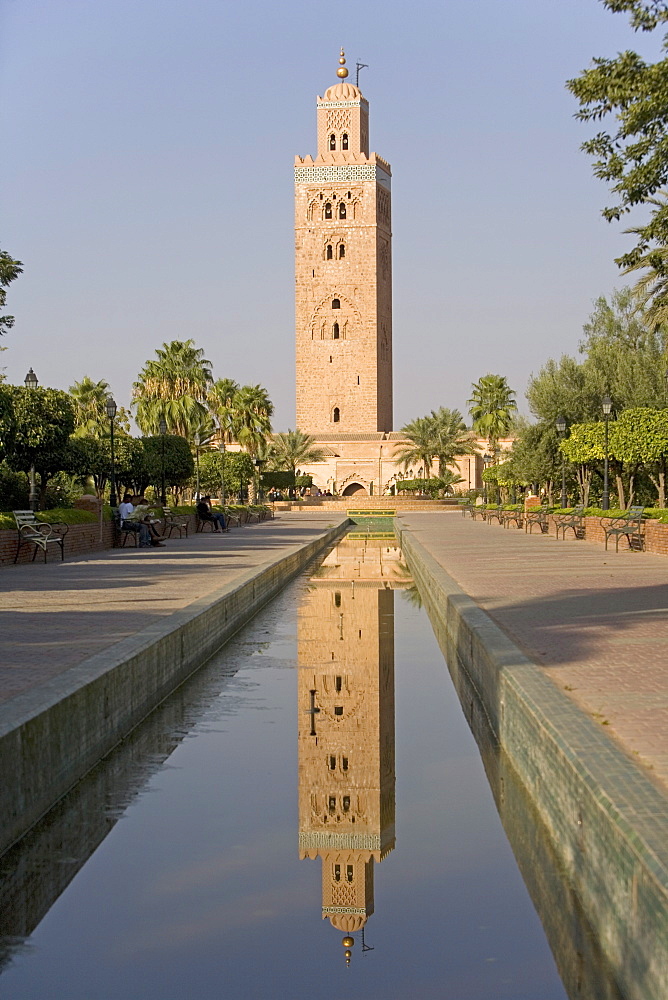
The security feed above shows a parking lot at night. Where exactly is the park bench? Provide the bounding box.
[196,512,216,532]
[469,505,487,521]
[13,510,68,563]
[602,505,646,552]
[460,501,474,518]
[554,505,586,541]
[486,507,504,526]
[524,506,550,535]
[161,506,189,538]
[223,507,241,528]
[500,508,523,529]
[244,507,261,524]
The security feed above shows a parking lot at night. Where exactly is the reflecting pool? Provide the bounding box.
[0,534,621,998]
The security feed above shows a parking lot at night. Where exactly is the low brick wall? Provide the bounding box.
[544,514,668,554]
[0,510,273,567]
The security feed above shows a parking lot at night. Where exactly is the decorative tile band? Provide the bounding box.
[295,164,391,190]
[299,831,382,850]
[322,906,368,915]
[318,100,368,110]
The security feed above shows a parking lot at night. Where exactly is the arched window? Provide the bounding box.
[334,864,341,882]
[326,244,333,260]
[333,407,340,423]
[346,864,353,882]
[332,298,340,309]
[333,322,340,339]
[329,755,336,770]
[329,133,336,150]
[324,202,332,220]
[342,756,348,771]
[342,133,349,150]
[338,244,345,259]
[338,202,346,219]
[343,796,350,812]
[334,593,341,608]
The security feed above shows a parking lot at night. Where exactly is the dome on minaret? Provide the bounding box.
[322,81,363,101]
[328,912,367,932]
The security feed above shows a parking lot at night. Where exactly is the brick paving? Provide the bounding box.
[398,513,668,789]
[0,512,344,706]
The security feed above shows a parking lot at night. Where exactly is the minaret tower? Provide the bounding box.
[294,51,393,434]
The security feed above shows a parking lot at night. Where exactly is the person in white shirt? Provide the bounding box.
[118,493,151,547]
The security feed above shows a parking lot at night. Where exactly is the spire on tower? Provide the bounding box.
[337,48,349,79]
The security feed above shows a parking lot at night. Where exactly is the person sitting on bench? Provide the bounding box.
[197,496,227,532]
[118,493,152,547]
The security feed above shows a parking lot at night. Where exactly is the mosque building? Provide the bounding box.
[293,52,485,496]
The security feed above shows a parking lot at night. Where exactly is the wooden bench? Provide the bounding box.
[470,505,487,521]
[162,506,189,538]
[486,507,504,526]
[13,510,68,563]
[524,506,550,535]
[500,508,523,529]
[602,506,646,552]
[554,505,586,541]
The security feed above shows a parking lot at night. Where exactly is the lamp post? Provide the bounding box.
[106,395,118,508]
[219,440,226,507]
[482,452,492,503]
[159,417,167,505]
[24,368,39,511]
[602,396,613,511]
[252,457,263,502]
[193,432,201,500]
[556,414,567,507]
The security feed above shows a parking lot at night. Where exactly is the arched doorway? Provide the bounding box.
[342,482,368,497]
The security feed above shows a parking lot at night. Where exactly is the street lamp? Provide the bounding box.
[24,368,39,511]
[602,396,613,511]
[252,457,264,502]
[193,432,201,500]
[159,417,167,505]
[556,414,567,507]
[219,440,226,506]
[106,395,118,508]
[482,452,492,503]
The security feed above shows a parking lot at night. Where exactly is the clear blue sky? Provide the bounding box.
[1,0,661,429]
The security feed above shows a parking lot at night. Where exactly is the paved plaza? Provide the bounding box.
[0,512,344,706]
[397,512,668,791]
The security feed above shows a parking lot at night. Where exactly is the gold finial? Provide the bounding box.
[342,935,354,964]
[337,48,349,79]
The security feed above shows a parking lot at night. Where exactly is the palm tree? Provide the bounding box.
[468,374,517,458]
[133,339,213,437]
[394,415,439,479]
[269,429,327,475]
[69,376,131,437]
[232,384,274,457]
[208,377,240,443]
[430,407,476,475]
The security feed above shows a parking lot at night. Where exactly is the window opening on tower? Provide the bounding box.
[338,244,345,258]
[324,202,332,219]
[333,322,340,339]
[342,133,349,150]
[333,407,340,423]
[326,244,333,260]
[332,298,340,309]
[338,203,346,219]
[329,133,336,150]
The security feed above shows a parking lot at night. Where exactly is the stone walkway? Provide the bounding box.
[397,513,668,789]
[0,512,345,706]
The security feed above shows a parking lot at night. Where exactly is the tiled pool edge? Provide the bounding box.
[397,522,668,1000]
[0,519,348,858]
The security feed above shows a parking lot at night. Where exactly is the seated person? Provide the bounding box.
[133,495,166,546]
[196,496,227,532]
[118,493,151,547]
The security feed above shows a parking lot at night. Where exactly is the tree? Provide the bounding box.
[69,376,131,437]
[133,339,213,436]
[231,384,274,457]
[560,422,606,507]
[507,423,562,503]
[1,386,75,503]
[430,407,476,474]
[468,374,517,456]
[610,407,668,505]
[208,378,240,443]
[268,429,327,475]
[394,416,439,479]
[140,435,194,498]
[0,249,23,339]
[567,1,668,272]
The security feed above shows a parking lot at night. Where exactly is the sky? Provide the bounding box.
[1,0,663,431]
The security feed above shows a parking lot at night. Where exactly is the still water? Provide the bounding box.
[0,535,614,998]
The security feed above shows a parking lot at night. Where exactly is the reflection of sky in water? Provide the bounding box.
[0,541,569,1000]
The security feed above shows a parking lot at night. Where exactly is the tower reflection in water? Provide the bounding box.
[297,532,410,964]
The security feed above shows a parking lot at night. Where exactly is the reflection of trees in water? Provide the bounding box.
[401,584,422,609]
